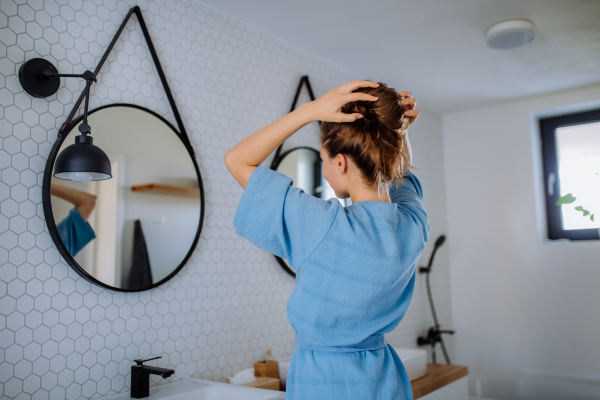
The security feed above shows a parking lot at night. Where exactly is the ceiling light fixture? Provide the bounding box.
[486,19,535,50]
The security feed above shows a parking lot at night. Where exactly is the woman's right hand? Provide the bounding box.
[303,80,380,123]
[397,91,419,127]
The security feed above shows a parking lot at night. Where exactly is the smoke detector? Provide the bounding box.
[486,19,535,50]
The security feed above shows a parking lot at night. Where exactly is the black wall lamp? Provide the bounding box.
[19,58,112,182]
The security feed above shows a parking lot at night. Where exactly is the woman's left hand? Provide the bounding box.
[397,91,420,127]
[304,80,380,123]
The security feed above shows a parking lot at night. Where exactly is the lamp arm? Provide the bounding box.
[82,79,92,129]
[42,72,86,79]
[37,67,97,135]
[42,69,97,135]
[41,69,97,82]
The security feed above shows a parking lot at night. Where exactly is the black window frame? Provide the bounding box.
[540,108,600,241]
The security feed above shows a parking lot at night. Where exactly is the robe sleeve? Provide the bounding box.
[234,166,338,270]
[390,172,430,241]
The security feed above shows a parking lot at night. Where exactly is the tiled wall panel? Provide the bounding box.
[0,0,451,398]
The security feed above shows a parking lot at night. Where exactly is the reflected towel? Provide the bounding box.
[126,219,153,290]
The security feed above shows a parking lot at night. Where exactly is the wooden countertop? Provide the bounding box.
[411,363,469,399]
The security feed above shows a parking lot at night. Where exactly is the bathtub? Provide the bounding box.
[468,368,600,400]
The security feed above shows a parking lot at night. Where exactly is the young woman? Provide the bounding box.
[225,80,429,399]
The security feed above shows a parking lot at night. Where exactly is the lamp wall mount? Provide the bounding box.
[18,57,97,100]
[20,59,99,138]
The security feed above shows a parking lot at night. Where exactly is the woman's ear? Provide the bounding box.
[336,153,348,174]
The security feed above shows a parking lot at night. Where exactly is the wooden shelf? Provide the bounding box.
[131,183,200,198]
[411,363,468,399]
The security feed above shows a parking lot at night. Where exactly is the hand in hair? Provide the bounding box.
[224,80,380,188]
[306,80,380,123]
[397,91,420,127]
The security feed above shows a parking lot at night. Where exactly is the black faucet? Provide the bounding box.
[131,356,174,399]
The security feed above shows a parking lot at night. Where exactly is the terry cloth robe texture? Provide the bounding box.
[56,206,96,257]
[234,166,430,400]
[126,219,153,290]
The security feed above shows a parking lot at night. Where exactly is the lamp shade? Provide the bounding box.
[54,134,112,182]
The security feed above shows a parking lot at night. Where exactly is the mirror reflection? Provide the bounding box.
[275,147,347,205]
[50,105,202,291]
[274,147,348,275]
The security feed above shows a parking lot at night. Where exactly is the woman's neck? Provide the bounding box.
[349,185,391,204]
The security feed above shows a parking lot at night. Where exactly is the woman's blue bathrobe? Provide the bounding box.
[234,166,430,400]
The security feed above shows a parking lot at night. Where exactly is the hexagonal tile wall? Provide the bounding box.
[0,0,452,399]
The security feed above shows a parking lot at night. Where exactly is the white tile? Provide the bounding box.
[14,359,32,379]
[22,374,40,394]
[4,377,23,399]
[57,369,72,388]
[65,382,81,399]
[96,376,111,395]
[32,356,49,377]
[49,385,65,400]
[5,344,24,364]
[9,266,26,287]
[40,371,57,391]
[2,169,20,187]
[32,325,49,345]
[23,342,41,362]
[8,247,26,265]
[6,311,25,331]
[10,216,27,234]
[81,380,96,398]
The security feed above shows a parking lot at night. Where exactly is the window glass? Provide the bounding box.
[556,121,600,230]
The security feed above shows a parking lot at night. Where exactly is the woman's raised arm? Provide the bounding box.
[224,80,380,188]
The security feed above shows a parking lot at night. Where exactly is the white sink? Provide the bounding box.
[393,347,428,381]
[99,378,285,400]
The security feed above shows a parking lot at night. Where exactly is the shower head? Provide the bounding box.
[434,235,446,249]
[421,234,446,272]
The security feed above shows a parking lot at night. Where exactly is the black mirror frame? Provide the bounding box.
[39,6,204,291]
[43,103,205,292]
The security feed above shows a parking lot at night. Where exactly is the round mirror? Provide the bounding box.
[44,104,204,291]
[272,147,348,277]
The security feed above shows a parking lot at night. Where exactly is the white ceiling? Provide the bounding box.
[198,0,600,114]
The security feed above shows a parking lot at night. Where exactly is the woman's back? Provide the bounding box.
[234,166,429,399]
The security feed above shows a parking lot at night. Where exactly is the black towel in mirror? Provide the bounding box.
[126,219,153,290]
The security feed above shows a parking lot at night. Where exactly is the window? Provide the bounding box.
[540,108,600,240]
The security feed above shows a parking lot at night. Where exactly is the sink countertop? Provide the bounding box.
[411,363,469,399]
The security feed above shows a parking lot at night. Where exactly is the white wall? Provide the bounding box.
[390,112,455,360]
[0,0,451,398]
[443,83,600,379]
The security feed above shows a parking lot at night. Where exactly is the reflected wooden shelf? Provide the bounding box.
[131,183,200,198]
